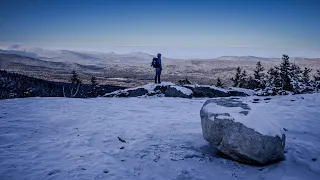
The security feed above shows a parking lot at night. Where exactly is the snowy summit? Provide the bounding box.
[0,94,320,179]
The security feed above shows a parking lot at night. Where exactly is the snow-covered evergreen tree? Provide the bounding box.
[251,61,266,89]
[231,67,242,87]
[267,67,281,88]
[262,55,316,95]
[289,64,304,93]
[239,70,247,88]
[302,67,312,83]
[279,54,292,91]
[254,61,265,80]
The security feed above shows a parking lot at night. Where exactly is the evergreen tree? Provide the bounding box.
[231,67,242,87]
[89,76,99,97]
[239,70,247,88]
[246,76,256,89]
[267,67,281,87]
[91,76,98,86]
[289,64,304,93]
[65,70,82,98]
[71,70,81,85]
[302,67,312,83]
[279,54,292,91]
[266,55,308,93]
[289,64,302,81]
[254,61,265,80]
[216,77,223,87]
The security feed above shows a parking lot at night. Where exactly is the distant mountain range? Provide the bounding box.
[1,45,319,87]
[0,53,104,73]
[1,44,319,64]
[0,44,159,65]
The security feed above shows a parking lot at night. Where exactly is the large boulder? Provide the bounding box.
[184,85,229,98]
[200,98,286,165]
[165,85,193,98]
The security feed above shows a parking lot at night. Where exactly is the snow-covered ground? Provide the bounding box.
[0,94,320,180]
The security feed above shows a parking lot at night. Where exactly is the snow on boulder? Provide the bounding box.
[165,85,193,98]
[104,82,176,97]
[183,84,229,97]
[200,98,286,165]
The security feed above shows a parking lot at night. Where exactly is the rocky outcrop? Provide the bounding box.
[104,82,194,98]
[200,98,286,165]
[104,83,172,98]
[165,86,193,98]
[104,83,260,98]
[183,85,229,98]
[126,88,149,97]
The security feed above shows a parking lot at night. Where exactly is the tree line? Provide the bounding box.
[216,55,320,95]
[0,70,123,99]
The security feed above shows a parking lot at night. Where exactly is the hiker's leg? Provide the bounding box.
[155,74,158,83]
[158,69,161,83]
[155,68,160,83]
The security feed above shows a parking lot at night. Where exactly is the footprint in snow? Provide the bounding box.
[118,137,126,143]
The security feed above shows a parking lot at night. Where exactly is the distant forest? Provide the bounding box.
[0,70,125,99]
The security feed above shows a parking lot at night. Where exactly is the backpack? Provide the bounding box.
[151,57,160,68]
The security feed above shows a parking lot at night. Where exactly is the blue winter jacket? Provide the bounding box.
[157,58,162,70]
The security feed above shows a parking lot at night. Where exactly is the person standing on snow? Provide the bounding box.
[151,53,162,84]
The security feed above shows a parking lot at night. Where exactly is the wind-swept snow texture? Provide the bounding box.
[1,94,320,180]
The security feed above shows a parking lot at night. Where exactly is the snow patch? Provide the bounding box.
[141,82,175,92]
[107,78,131,81]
